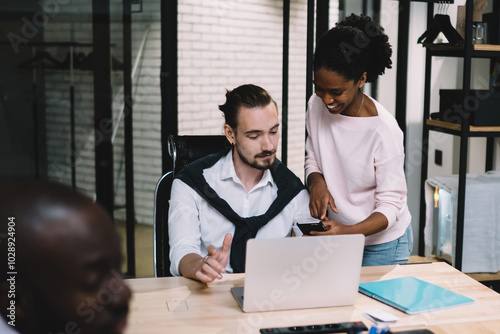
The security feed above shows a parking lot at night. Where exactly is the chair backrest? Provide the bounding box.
[153,171,173,277]
[154,135,229,277]
[168,134,230,174]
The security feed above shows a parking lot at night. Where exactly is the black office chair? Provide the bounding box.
[153,134,229,277]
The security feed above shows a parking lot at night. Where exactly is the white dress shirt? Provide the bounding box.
[168,151,314,276]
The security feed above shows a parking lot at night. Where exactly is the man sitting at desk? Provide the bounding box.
[168,84,313,283]
[0,181,131,334]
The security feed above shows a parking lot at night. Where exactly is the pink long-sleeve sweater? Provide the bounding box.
[305,94,411,246]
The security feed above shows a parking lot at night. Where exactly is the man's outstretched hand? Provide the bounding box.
[192,233,232,283]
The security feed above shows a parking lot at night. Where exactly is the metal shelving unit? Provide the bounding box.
[417,0,500,270]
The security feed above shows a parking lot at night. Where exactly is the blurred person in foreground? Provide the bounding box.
[0,180,131,334]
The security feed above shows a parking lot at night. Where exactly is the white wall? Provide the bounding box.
[177,0,310,180]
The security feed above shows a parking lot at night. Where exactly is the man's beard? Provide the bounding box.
[235,145,276,171]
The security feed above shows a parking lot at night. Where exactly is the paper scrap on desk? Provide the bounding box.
[166,299,189,312]
[364,309,399,324]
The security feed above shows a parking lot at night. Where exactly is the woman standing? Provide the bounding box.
[305,14,413,266]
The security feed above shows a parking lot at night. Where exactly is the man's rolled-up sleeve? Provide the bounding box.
[168,179,203,276]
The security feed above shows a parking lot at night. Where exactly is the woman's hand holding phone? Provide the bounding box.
[297,221,328,235]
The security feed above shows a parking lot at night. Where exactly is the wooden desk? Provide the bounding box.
[125,263,500,334]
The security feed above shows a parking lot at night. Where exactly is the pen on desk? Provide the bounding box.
[400,262,433,265]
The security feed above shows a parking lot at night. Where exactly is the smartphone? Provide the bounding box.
[297,221,328,235]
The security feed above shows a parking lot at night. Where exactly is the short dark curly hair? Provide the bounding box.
[313,14,392,83]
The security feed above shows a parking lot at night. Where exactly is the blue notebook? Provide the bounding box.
[359,276,474,315]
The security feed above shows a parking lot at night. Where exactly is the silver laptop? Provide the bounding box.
[231,234,365,312]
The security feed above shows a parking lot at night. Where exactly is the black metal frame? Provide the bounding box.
[305,0,315,109]
[316,0,329,42]
[90,0,138,276]
[92,0,114,220]
[395,2,410,142]
[161,0,178,175]
[123,0,136,278]
[282,0,290,165]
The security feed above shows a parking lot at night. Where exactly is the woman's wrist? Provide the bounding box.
[308,177,325,192]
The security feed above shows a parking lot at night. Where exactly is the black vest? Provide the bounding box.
[175,149,305,273]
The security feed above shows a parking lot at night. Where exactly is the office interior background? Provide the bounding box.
[1,0,499,277]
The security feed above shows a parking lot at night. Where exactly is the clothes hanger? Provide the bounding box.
[417,1,464,46]
[417,1,442,44]
[78,52,124,71]
[18,51,64,69]
[59,51,87,69]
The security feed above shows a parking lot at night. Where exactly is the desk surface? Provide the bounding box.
[124,262,500,334]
